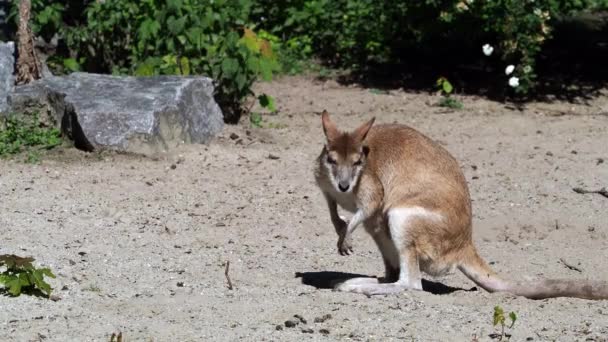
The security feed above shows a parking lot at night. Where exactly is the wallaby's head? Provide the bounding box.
[320,110,375,193]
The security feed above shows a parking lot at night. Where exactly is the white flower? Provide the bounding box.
[509,77,520,87]
[505,65,515,75]
[482,44,493,56]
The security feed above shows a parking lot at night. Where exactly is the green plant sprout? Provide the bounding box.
[0,254,56,297]
[493,305,518,341]
[436,77,463,110]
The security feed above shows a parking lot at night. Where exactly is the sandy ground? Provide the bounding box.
[1,76,608,342]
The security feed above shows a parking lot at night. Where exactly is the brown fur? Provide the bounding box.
[314,111,608,300]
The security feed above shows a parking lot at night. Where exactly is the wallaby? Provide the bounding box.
[314,110,608,299]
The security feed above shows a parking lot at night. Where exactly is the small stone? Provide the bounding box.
[275,325,283,331]
[61,285,69,291]
[301,328,314,334]
[78,251,87,256]
[230,133,239,140]
[294,314,307,324]
[176,282,184,287]
[546,151,553,156]
[170,164,177,170]
[319,329,330,335]
[314,314,332,323]
[597,158,604,165]
[284,320,297,328]
[268,154,280,160]
[571,150,578,154]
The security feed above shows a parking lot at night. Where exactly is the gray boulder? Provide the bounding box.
[9,72,224,154]
[0,41,14,113]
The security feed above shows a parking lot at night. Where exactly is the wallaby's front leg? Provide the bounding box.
[324,193,347,235]
[337,209,365,255]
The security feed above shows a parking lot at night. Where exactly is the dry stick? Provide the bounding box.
[573,187,608,199]
[560,258,583,273]
[225,261,234,290]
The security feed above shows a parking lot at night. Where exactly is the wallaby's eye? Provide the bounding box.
[353,159,363,166]
[326,156,337,165]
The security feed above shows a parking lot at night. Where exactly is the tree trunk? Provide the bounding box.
[15,0,41,85]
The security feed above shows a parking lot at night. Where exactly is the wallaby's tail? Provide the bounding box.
[457,246,608,300]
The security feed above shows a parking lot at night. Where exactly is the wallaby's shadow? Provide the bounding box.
[295,271,476,295]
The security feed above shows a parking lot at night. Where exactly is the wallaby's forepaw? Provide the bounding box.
[337,235,353,255]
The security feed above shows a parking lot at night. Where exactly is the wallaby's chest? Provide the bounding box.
[327,188,358,213]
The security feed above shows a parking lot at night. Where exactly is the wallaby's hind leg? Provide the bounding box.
[370,229,400,282]
[334,208,424,295]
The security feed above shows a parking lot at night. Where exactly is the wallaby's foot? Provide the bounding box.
[335,281,418,296]
[331,277,379,289]
[337,234,353,255]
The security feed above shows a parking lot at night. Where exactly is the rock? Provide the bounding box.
[9,72,223,155]
[0,41,14,113]
[284,320,297,328]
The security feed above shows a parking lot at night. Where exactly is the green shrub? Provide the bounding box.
[9,0,608,100]
[253,0,608,94]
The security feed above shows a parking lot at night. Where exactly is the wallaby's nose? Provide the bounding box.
[338,183,350,192]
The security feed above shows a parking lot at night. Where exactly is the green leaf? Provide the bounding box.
[508,312,517,328]
[259,58,274,81]
[250,112,263,128]
[167,16,186,35]
[493,306,505,326]
[257,94,276,112]
[8,279,22,296]
[138,18,160,41]
[442,79,453,94]
[135,62,156,76]
[63,58,81,72]
[221,58,239,77]
[179,57,190,76]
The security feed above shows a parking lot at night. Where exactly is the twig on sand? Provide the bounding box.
[572,187,608,199]
[225,261,234,290]
[560,258,583,273]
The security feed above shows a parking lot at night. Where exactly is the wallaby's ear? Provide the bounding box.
[321,110,339,142]
[353,117,375,142]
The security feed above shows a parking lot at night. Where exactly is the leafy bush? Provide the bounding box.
[253,0,608,94]
[9,0,608,101]
[0,254,56,297]
[0,114,62,158]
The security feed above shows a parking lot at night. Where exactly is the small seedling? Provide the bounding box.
[492,305,517,341]
[435,76,463,110]
[0,254,56,297]
[249,112,263,128]
[110,332,123,342]
[249,93,278,128]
